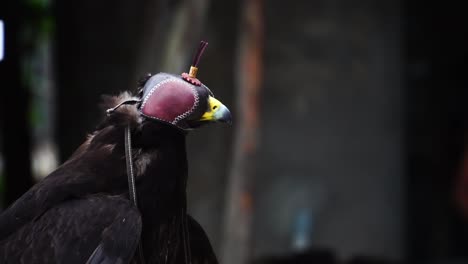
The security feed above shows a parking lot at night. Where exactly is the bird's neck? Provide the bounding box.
[133,122,189,222]
[131,123,189,261]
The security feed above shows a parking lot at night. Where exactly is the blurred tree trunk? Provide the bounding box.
[0,1,34,207]
[221,0,264,263]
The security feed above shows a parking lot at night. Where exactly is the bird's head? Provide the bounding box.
[137,71,231,130]
[106,41,231,131]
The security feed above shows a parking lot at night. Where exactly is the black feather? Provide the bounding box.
[0,195,141,264]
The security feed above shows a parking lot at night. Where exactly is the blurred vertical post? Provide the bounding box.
[221,0,263,263]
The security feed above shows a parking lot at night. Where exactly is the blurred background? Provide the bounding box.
[1,0,468,263]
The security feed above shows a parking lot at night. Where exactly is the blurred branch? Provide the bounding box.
[134,0,209,76]
[221,0,264,263]
[161,0,209,73]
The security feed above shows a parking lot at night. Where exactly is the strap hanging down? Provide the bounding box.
[124,125,138,206]
[124,125,146,263]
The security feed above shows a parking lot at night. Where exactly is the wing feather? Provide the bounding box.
[0,194,141,264]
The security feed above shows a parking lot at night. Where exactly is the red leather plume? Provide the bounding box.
[182,41,209,86]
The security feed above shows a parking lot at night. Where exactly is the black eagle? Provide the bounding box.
[0,71,232,263]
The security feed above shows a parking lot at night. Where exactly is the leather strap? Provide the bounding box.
[124,125,146,263]
[124,125,138,206]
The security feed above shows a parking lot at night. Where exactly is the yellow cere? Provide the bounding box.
[200,96,223,121]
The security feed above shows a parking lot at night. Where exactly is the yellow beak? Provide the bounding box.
[200,96,232,124]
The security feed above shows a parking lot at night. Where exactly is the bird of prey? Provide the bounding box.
[0,42,231,263]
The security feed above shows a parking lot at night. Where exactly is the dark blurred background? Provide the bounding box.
[1,0,468,264]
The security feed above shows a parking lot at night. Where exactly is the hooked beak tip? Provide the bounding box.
[218,106,232,125]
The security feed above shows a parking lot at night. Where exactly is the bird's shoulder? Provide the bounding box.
[0,194,142,264]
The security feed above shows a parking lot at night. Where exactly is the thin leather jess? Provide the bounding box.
[124,125,146,263]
